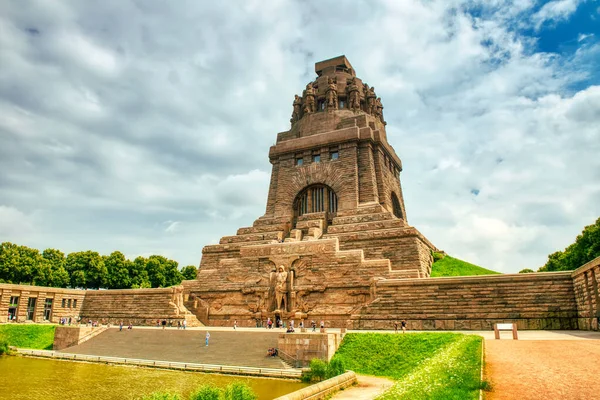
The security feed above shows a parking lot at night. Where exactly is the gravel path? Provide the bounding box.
[330,375,393,400]
[485,340,600,400]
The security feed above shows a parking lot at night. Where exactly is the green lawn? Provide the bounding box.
[331,333,482,400]
[0,324,56,350]
[431,255,500,277]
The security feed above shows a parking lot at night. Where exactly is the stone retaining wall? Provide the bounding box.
[572,256,600,331]
[79,287,185,326]
[355,272,579,330]
[273,371,357,400]
[277,332,342,367]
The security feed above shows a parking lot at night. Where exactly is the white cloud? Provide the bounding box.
[531,0,582,30]
[0,0,598,273]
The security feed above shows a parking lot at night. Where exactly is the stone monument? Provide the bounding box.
[182,56,437,327]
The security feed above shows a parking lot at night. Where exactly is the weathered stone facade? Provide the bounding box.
[0,284,85,323]
[183,56,436,326]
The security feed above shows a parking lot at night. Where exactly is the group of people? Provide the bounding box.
[266,347,278,357]
[394,320,408,333]
[118,321,133,331]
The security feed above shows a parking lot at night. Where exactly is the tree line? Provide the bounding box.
[538,216,600,272]
[0,242,198,289]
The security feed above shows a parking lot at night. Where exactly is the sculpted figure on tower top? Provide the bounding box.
[346,77,361,112]
[365,84,377,115]
[303,83,316,114]
[325,77,338,111]
[291,94,302,124]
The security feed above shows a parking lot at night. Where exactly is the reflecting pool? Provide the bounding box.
[0,356,307,400]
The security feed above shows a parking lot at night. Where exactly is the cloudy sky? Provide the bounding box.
[1,0,599,273]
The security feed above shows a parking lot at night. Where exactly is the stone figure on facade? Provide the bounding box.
[273,265,289,311]
[375,97,386,124]
[291,94,302,124]
[365,85,377,115]
[303,83,316,114]
[325,77,338,110]
[346,77,361,112]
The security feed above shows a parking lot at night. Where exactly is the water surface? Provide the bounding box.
[0,356,306,400]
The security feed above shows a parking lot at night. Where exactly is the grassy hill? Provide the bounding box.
[431,254,500,277]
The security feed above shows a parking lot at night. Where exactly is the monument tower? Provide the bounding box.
[183,56,436,327]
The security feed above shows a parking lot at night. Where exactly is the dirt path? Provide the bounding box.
[485,340,600,400]
[331,374,393,400]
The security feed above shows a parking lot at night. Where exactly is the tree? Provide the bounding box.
[42,248,69,287]
[519,268,534,273]
[539,217,600,272]
[0,242,21,283]
[145,255,182,288]
[104,251,131,289]
[181,265,198,280]
[129,256,151,288]
[66,251,107,289]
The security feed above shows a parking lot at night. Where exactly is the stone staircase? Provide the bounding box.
[60,328,291,369]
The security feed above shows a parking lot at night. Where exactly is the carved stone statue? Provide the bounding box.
[273,265,288,311]
[325,77,338,111]
[303,83,316,114]
[291,94,302,123]
[375,97,385,124]
[347,77,361,112]
[365,85,377,115]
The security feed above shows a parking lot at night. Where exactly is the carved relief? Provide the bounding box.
[291,94,302,124]
[346,77,361,112]
[303,83,316,114]
[325,77,338,111]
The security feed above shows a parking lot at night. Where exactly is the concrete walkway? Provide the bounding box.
[330,375,393,400]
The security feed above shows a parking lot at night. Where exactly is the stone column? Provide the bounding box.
[35,292,46,322]
[17,290,29,321]
[0,289,10,323]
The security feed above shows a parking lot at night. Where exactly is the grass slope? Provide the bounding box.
[331,333,482,400]
[0,324,56,350]
[431,255,500,277]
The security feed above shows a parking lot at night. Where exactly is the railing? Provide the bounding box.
[16,349,302,378]
[277,349,301,368]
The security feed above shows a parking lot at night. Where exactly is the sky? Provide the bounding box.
[0,0,599,273]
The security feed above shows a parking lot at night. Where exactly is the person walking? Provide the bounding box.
[205,331,210,346]
[119,321,123,332]
[233,320,237,330]
[394,322,398,333]
[183,320,187,330]
[401,319,407,333]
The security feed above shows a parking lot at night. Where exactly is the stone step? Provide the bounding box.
[61,329,289,369]
[237,224,289,235]
[335,204,384,217]
[219,231,283,244]
[202,240,277,253]
[332,212,394,225]
[326,219,405,234]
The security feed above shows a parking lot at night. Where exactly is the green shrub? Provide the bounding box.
[140,392,181,400]
[432,251,445,262]
[0,338,9,355]
[326,358,345,379]
[309,358,328,382]
[300,370,313,383]
[222,382,257,400]
[519,268,534,273]
[189,385,221,400]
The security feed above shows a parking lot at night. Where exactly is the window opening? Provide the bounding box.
[44,299,53,321]
[330,151,339,160]
[296,158,303,166]
[26,297,36,320]
[313,154,321,163]
[391,192,403,219]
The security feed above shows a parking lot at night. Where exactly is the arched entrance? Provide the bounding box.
[293,184,338,222]
[391,192,403,219]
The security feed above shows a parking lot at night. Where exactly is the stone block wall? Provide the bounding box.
[354,272,579,330]
[277,332,342,367]
[0,283,85,323]
[79,286,188,326]
[572,256,600,331]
